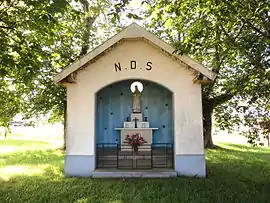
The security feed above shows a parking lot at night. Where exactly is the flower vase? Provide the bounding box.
[133,144,138,152]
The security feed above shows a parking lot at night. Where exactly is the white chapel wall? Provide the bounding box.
[65,40,204,156]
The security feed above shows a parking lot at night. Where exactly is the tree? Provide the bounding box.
[0,0,129,148]
[0,0,79,136]
[23,0,130,150]
[0,0,90,142]
[238,98,270,146]
[0,80,20,137]
[143,0,270,147]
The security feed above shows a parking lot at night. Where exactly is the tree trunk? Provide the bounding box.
[78,0,98,57]
[4,125,10,138]
[203,100,214,148]
[4,127,7,138]
[63,101,67,151]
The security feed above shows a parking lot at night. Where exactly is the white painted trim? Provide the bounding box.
[54,23,216,83]
[115,128,158,130]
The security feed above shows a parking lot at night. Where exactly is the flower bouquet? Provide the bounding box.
[125,133,147,152]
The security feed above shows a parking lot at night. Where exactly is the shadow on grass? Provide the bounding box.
[210,144,269,163]
[1,149,64,166]
[215,143,269,152]
[0,139,50,146]
[0,144,269,203]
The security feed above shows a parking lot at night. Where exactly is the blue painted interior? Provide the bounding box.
[95,80,173,145]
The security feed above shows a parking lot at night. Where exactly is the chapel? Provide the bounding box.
[54,23,216,177]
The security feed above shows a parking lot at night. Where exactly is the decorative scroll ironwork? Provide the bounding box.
[96,143,173,169]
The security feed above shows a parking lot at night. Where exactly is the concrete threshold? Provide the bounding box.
[92,169,177,178]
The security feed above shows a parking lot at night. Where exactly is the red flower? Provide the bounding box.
[125,133,146,151]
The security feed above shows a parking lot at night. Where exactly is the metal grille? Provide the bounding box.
[96,143,173,169]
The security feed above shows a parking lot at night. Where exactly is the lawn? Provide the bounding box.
[0,135,269,203]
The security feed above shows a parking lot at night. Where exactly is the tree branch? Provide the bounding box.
[219,24,230,38]
[0,0,19,19]
[219,21,245,44]
[222,0,270,40]
[248,56,266,71]
[234,21,245,40]
[241,18,270,39]
[211,92,235,108]
[78,0,99,56]
[0,25,14,29]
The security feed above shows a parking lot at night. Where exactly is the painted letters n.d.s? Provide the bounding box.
[114,60,153,72]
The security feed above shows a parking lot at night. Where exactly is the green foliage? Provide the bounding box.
[0,0,127,128]
[0,81,19,127]
[144,0,270,145]
[239,100,270,146]
[0,136,270,202]
[0,0,81,126]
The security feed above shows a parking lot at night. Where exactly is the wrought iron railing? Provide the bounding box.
[96,143,173,169]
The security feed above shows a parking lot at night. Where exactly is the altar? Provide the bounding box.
[115,127,158,151]
[115,83,158,151]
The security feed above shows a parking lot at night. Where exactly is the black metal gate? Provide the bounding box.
[96,143,173,169]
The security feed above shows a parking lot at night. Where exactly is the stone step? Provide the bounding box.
[92,169,177,178]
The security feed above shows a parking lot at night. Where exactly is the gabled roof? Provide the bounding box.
[54,23,216,84]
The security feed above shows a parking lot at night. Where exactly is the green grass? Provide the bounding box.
[0,136,269,203]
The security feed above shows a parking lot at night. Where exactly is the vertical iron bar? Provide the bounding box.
[96,144,98,168]
[132,147,134,169]
[172,143,174,168]
[116,143,119,168]
[102,143,104,168]
[151,144,153,168]
[166,143,168,168]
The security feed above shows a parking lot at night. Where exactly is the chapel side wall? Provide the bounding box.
[173,84,204,154]
[66,40,205,158]
[66,83,95,155]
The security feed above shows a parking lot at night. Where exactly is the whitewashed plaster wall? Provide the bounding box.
[65,40,204,157]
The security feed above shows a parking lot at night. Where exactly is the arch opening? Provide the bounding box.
[95,79,174,169]
[94,77,174,95]
[95,79,174,145]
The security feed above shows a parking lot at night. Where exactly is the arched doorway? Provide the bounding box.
[95,79,174,169]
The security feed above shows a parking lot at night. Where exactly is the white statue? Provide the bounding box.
[132,85,141,113]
